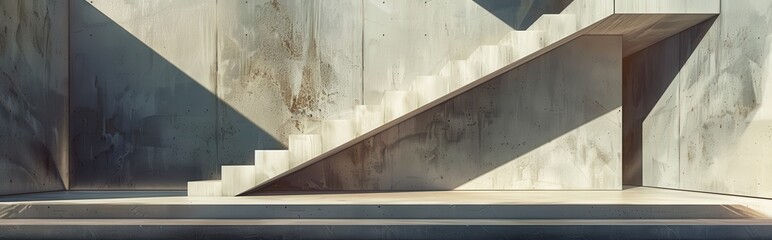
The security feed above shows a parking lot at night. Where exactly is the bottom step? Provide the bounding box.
[222,165,256,196]
[187,180,222,197]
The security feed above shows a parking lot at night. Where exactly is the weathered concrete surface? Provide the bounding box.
[70,0,363,190]
[216,0,363,163]
[257,36,622,191]
[0,0,68,195]
[69,0,218,189]
[631,0,772,198]
[362,0,576,104]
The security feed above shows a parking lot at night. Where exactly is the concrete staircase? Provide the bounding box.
[188,13,577,197]
[188,0,720,196]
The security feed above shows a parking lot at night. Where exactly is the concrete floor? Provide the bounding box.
[0,186,768,206]
[2,186,772,217]
[2,187,772,239]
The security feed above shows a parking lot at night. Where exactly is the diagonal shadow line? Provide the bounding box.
[622,17,717,186]
[247,15,719,194]
[251,35,623,192]
[240,0,601,194]
[68,1,283,190]
[472,0,573,30]
[0,190,184,202]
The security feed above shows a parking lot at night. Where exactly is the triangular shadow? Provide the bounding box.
[69,1,282,189]
[472,0,573,30]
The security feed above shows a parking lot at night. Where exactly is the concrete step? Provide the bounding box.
[221,165,256,196]
[411,76,449,106]
[382,90,418,122]
[254,150,289,184]
[498,30,545,60]
[468,45,513,79]
[321,119,356,151]
[288,134,322,168]
[354,105,384,135]
[186,180,222,197]
[438,60,477,92]
[528,14,578,45]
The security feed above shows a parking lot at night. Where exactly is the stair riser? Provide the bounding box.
[469,46,513,79]
[288,134,323,168]
[412,76,449,106]
[187,181,222,197]
[254,150,290,183]
[382,91,418,122]
[322,120,357,151]
[354,105,385,135]
[440,61,478,91]
[498,31,545,60]
[221,166,256,196]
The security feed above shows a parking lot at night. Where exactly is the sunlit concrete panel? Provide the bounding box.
[362,1,579,105]
[0,0,69,195]
[677,0,772,198]
[258,36,622,191]
[630,0,772,199]
[216,0,363,167]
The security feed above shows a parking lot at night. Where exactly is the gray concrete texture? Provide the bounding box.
[69,0,219,189]
[0,0,68,195]
[69,0,552,190]
[628,0,772,198]
[363,0,573,104]
[14,0,768,197]
[258,36,622,191]
[69,0,364,189]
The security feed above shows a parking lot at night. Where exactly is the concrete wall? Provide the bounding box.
[69,0,363,189]
[261,36,622,191]
[216,0,363,162]
[69,0,544,190]
[630,0,772,198]
[362,0,572,104]
[69,0,218,189]
[0,0,68,195]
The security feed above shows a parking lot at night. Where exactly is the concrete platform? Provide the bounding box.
[1,187,772,239]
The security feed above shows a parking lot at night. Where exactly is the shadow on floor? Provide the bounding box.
[0,191,185,202]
